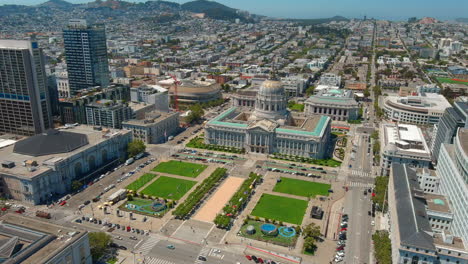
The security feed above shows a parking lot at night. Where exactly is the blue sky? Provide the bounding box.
[1,0,467,20]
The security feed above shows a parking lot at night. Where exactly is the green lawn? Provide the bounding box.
[273,177,331,198]
[126,173,157,191]
[141,176,196,200]
[251,194,308,225]
[289,103,305,112]
[436,77,468,85]
[152,160,207,178]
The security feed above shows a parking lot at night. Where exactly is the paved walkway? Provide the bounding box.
[193,176,244,222]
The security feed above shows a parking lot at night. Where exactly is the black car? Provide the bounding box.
[364,190,367,196]
[251,255,258,262]
[198,256,207,261]
[118,245,127,250]
[75,219,82,223]
[83,200,91,205]
[110,242,119,248]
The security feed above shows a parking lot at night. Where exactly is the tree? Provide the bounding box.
[363,89,371,98]
[127,140,146,158]
[372,230,392,264]
[185,104,205,123]
[88,232,112,261]
[71,180,83,192]
[303,223,321,239]
[303,237,316,253]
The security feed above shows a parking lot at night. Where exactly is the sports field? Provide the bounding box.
[436,77,468,85]
[273,177,331,198]
[141,176,196,200]
[251,194,308,225]
[152,160,207,178]
[126,173,157,191]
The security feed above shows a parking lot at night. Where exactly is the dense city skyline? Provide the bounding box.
[1,0,468,20]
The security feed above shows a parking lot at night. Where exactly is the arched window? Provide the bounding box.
[74,162,82,178]
[88,155,96,170]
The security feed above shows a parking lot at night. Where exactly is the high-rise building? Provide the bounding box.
[431,98,468,162]
[63,19,109,95]
[437,128,468,248]
[0,39,52,136]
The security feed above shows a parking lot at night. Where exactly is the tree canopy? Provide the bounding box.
[127,139,146,158]
[88,232,112,261]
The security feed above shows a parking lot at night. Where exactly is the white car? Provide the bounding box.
[336,251,345,257]
[334,257,343,262]
[371,220,375,226]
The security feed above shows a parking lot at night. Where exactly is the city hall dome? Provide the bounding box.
[251,79,289,123]
[258,80,285,96]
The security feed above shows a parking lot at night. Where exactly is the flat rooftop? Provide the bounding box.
[425,194,452,214]
[385,93,451,112]
[0,213,87,264]
[383,123,430,155]
[122,111,178,126]
[0,40,31,50]
[0,126,130,179]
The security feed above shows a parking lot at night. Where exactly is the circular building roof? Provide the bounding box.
[258,80,284,96]
[13,129,89,157]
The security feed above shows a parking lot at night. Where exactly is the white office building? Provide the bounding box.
[380,123,431,176]
[437,128,468,248]
[383,93,451,125]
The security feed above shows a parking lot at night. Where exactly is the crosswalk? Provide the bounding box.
[194,247,210,264]
[143,257,176,264]
[350,169,372,178]
[208,248,224,259]
[137,236,160,255]
[347,181,374,188]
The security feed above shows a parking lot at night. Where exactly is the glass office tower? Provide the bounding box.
[0,39,52,136]
[63,19,110,95]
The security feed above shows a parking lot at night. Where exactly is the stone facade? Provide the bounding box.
[205,79,331,158]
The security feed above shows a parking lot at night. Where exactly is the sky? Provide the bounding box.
[0,0,467,21]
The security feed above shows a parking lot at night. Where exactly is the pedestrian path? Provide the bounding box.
[350,169,372,178]
[143,257,175,264]
[137,236,160,255]
[347,181,374,188]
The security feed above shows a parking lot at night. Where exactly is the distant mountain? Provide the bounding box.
[181,0,247,21]
[181,0,233,13]
[287,16,349,25]
[38,0,74,8]
[0,0,255,25]
[455,18,468,23]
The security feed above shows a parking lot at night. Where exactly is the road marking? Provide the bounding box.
[172,220,186,235]
[134,239,144,249]
[144,256,175,264]
[137,236,160,255]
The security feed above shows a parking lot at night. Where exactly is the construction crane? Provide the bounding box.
[168,74,181,112]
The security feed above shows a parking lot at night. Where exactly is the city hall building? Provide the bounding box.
[204,79,332,158]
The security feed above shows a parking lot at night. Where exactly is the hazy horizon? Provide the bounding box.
[0,0,467,21]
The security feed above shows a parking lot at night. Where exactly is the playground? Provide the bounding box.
[121,197,168,217]
[239,220,298,247]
